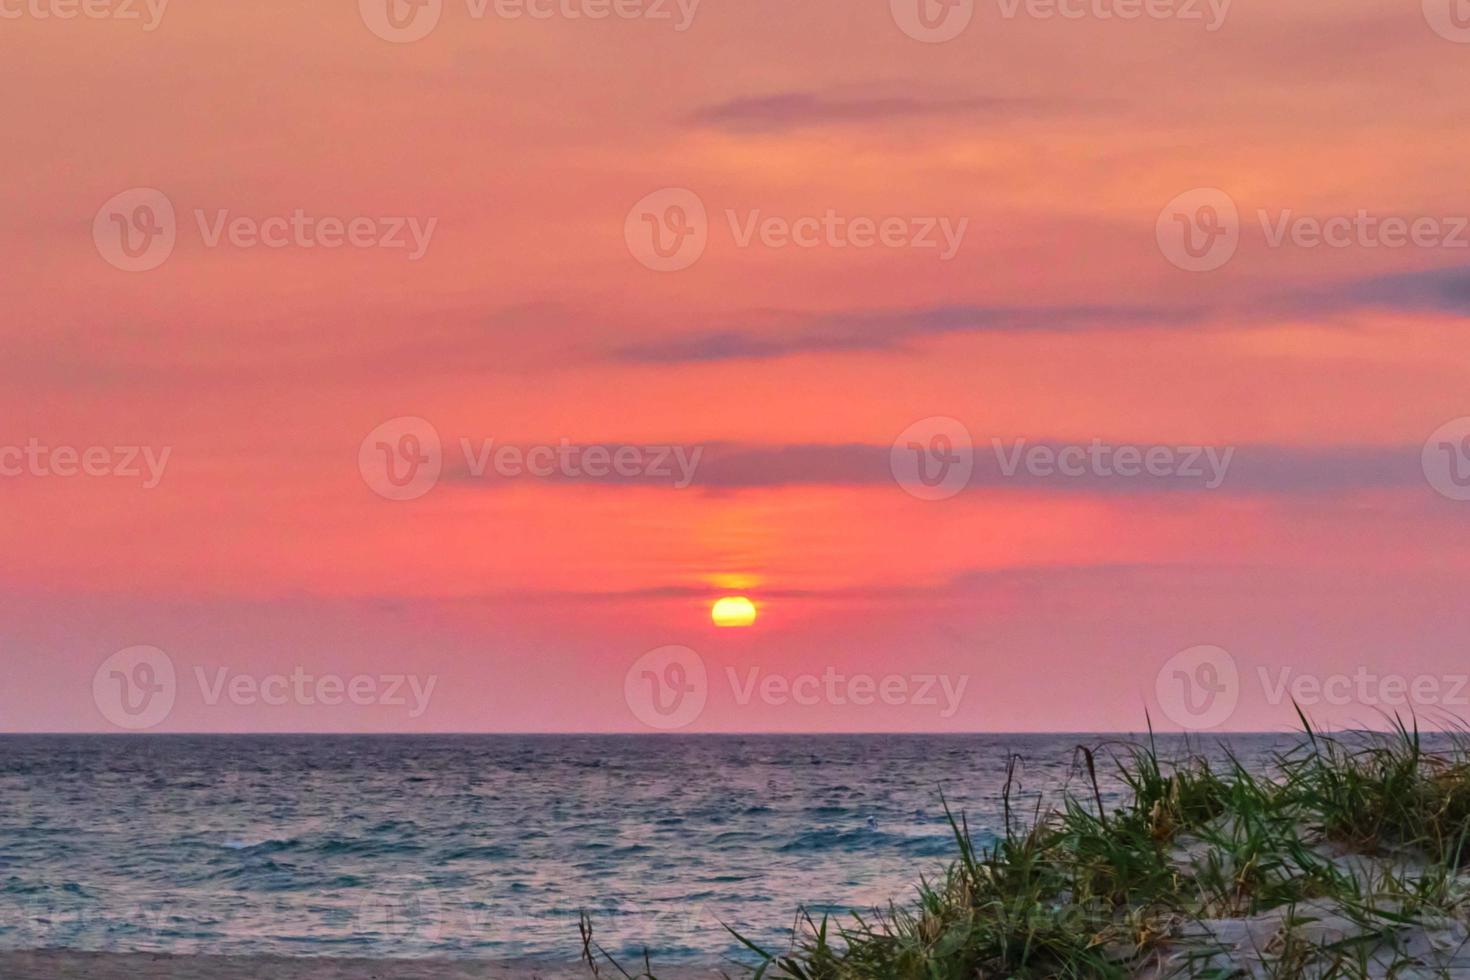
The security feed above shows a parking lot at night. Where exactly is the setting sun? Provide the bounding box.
[711,596,757,628]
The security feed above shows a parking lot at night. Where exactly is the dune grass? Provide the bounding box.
[583,713,1470,979]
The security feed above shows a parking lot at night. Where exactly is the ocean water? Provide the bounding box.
[0,733,1300,964]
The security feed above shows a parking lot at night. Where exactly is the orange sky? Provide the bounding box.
[4,0,1470,732]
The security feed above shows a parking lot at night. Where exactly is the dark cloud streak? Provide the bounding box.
[612,303,1207,363]
[611,265,1470,365]
[446,440,1425,496]
[687,91,1065,131]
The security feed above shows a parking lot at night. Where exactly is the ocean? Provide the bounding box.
[0,733,1301,965]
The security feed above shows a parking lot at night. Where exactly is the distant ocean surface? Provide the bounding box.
[0,733,1303,963]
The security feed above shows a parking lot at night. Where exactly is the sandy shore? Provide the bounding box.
[0,950,731,979]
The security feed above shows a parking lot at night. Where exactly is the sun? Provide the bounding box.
[711,596,757,628]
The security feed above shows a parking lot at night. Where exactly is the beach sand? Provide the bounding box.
[0,950,730,979]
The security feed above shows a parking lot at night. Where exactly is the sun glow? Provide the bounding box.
[711,596,757,628]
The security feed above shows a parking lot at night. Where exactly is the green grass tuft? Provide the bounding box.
[592,714,1470,978]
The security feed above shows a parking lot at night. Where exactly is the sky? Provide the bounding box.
[4,0,1470,733]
